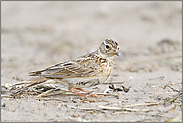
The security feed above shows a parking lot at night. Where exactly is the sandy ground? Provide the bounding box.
[1,1,182,122]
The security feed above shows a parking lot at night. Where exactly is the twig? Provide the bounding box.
[70,106,97,111]
[1,95,13,98]
[37,89,60,97]
[121,102,159,108]
[164,85,181,93]
[10,81,33,87]
[111,111,131,115]
[98,105,152,112]
[160,92,182,105]
[96,93,119,97]
[35,98,68,102]
[69,106,106,113]
[36,90,119,98]
[155,92,177,95]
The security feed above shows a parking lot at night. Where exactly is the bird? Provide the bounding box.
[14,39,119,101]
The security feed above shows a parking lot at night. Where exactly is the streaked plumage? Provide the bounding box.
[20,39,119,100]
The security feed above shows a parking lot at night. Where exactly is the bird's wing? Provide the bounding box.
[29,55,105,79]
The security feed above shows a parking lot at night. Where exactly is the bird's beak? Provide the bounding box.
[116,51,120,56]
[109,50,120,56]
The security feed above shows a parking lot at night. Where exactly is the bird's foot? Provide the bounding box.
[75,88,104,98]
[71,89,96,102]
[88,93,104,98]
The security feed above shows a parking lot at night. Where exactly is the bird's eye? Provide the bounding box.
[106,45,109,49]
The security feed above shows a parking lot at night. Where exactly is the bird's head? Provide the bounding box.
[99,39,120,57]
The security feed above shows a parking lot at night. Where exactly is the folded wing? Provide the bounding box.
[29,57,102,79]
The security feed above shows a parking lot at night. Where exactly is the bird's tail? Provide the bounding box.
[10,77,49,95]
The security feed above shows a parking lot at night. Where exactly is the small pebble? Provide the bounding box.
[1,103,6,107]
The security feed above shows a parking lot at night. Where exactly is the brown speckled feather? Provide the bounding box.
[28,38,119,90]
[29,51,108,78]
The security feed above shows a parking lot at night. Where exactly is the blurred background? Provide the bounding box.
[1,1,182,122]
[2,1,181,80]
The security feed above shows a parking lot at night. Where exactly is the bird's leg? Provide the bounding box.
[70,89,96,102]
[76,88,90,94]
[71,89,88,98]
[89,93,104,98]
[76,88,104,98]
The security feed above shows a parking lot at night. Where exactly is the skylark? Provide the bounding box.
[16,39,119,100]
